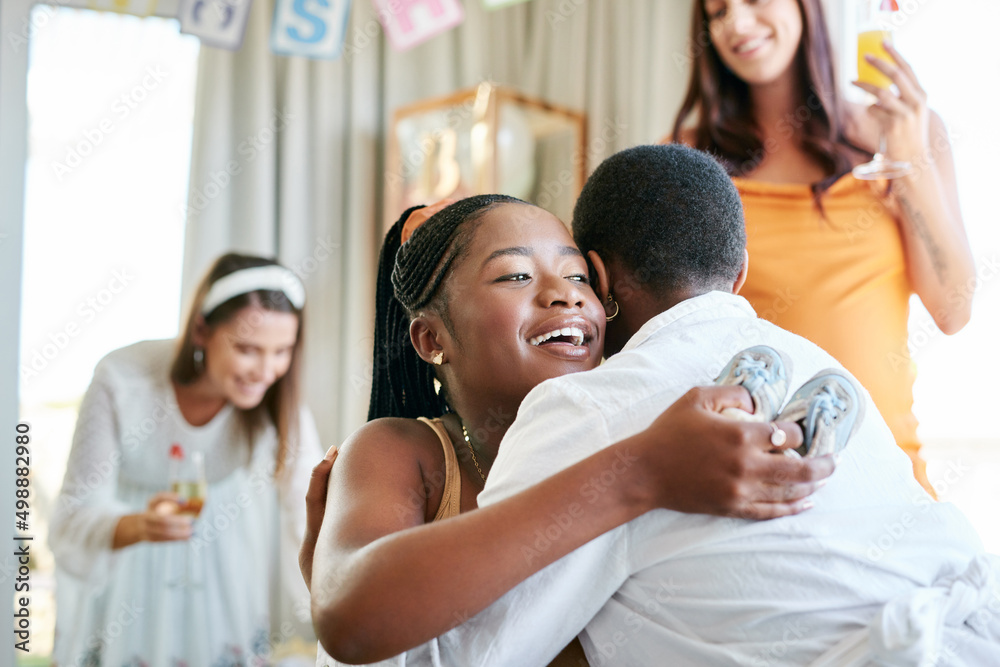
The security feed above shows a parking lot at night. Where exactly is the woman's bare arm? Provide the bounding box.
[308,386,828,664]
[856,44,975,334]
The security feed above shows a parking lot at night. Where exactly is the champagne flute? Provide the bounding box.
[852,0,912,180]
[168,444,206,588]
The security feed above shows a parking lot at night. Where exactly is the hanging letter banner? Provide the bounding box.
[372,0,464,52]
[86,0,158,16]
[481,0,531,9]
[179,0,254,50]
[271,0,352,59]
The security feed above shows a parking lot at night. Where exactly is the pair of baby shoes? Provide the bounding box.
[715,346,865,458]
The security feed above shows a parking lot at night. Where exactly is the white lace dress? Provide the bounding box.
[50,340,321,667]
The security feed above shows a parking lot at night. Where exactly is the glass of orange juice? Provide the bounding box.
[852,0,912,180]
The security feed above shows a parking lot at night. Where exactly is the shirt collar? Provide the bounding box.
[618,291,758,354]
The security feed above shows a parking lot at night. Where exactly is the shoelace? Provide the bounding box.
[803,384,848,448]
[732,354,770,396]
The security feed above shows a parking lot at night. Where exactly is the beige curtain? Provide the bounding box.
[182,0,693,447]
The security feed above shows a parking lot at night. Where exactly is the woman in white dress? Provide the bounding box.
[50,253,322,667]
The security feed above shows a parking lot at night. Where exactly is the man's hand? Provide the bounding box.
[299,446,338,591]
[640,385,834,520]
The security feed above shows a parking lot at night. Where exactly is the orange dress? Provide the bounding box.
[734,175,934,495]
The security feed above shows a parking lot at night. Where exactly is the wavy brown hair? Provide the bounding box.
[171,253,304,477]
[672,0,868,200]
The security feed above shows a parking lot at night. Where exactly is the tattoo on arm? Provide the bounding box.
[898,194,949,285]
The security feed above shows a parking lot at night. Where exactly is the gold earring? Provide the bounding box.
[605,296,620,323]
[432,351,444,366]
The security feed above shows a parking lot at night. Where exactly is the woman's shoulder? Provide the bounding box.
[334,418,450,518]
[92,339,173,389]
[338,417,447,470]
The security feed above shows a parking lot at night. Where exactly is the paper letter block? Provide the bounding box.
[372,0,464,52]
[271,0,352,59]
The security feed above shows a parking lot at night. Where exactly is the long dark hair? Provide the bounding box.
[171,253,304,476]
[672,0,865,199]
[368,195,525,421]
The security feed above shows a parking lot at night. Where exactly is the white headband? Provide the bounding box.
[201,266,306,315]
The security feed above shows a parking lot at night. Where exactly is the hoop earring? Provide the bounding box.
[605,296,620,323]
[193,347,205,373]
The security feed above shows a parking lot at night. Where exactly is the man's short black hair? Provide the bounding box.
[572,144,746,295]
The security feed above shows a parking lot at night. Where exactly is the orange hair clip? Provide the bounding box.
[400,198,458,244]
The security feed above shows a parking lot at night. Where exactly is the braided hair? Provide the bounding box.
[368,194,525,421]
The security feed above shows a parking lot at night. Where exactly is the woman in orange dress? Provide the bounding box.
[669,0,975,494]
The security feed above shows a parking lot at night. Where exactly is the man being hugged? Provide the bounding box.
[441,145,999,665]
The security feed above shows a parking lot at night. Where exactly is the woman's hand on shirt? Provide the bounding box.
[634,385,833,521]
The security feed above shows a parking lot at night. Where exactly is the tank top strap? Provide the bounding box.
[416,417,463,521]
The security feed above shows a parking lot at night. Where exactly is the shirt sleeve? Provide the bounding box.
[274,405,325,638]
[48,362,132,584]
[435,379,632,665]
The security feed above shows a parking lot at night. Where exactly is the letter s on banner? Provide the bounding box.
[271,0,352,59]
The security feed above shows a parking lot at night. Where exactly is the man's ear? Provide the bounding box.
[587,250,612,302]
[733,249,749,295]
[409,315,447,364]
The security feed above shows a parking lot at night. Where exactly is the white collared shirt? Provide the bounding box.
[434,291,985,666]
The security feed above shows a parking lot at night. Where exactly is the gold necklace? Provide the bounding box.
[460,420,487,483]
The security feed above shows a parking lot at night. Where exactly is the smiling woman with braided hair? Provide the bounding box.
[299,195,827,666]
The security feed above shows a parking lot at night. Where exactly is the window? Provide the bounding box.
[19,6,199,655]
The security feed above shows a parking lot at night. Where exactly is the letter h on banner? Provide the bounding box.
[271,0,353,59]
[372,0,464,52]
